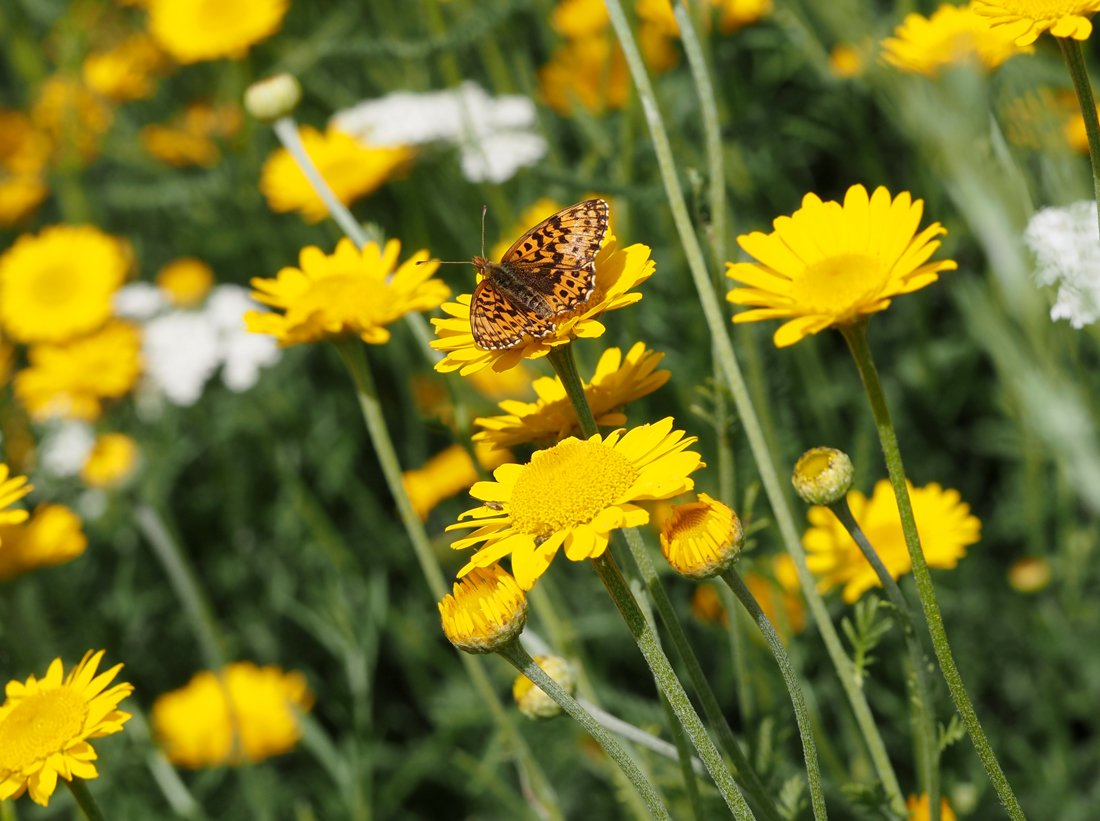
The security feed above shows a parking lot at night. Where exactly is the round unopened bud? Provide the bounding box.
[792,447,854,505]
[1007,557,1052,594]
[244,74,301,122]
[438,565,527,654]
[660,493,744,579]
[512,655,575,719]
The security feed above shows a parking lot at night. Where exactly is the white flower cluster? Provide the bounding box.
[331,81,547,184]
[1024,200,1100,328]
[114,283,281,407]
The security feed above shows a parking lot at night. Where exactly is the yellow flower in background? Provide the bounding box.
[0,651,133,806]
[0,177,48,227]
[141,102,243,168]
[450,418,701,589]
[152,662,312,767]
[882,3,1033,76]
[259,126,413,223]
[829,44,866,78]
[0,225,130,344]
[80,434,140,489]
[467,362,536,400]
[473,343,670,449]
[246,238,449,346]
[438,565,528,653]
[540,37,631,115]
[513,655,575,719]
[15,321,142,421]
[0,111,50,226]
[147,0,289,63]
[744,555,806,640]
[0,504,87,580]
[804,480,981,603]
[403,442,512,520]
[726,184,957,347]
[660,493,744,579]
[690,583,728,625]
[30,76,113,163]
[973,0,1100,44]
[83,33,168,101]
[432,237,654,375]
[551,0,609,36]
[157,257,215,307]
[907,792,957,821]
[0,464,32,530]
[714,0,773,32]
[1007,556,1052,592]
[1066,103,1100,152]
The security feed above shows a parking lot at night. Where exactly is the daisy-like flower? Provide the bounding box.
[540,36,631,115]
[882,2,1033,76]
[0,650,133,806]
[15,321,142,421]
[30,76,113,163]
[259,126,413,223]
[449,418,702,589]
[432,236,654,375]
[0,504,87,581]
[972,0,1100,44]
[906,792,957,821]
[438,565,528,653]
[157,258,214,307]
[0,225,131,344]
[0,464,33,529]
[0,111,49,227]
[1025,200,1100,328]
[714,0,774,32]
[473,343,670,449]
[660,493,744,579]
[82,33,167,102]
[141,102,242,168]
[246,238,449,346]
[804,479,981,603]
[726,184,957,348]
[147,0,289,63]
[829,43,866,78]
[80,434,139,489]
[402,442,512,520]
[151,662,312,767]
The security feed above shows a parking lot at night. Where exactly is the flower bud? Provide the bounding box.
[660,493,744,579]
[438,565,527,654]
[791,447,853,505]
[244,74,301,122]
[512,655,575,719]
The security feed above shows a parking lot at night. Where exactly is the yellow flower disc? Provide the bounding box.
[157,258,215,307]
[147,0,289,63]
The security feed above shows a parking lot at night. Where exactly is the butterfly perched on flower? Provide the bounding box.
[469,199,609,350]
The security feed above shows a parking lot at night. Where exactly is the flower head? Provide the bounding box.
[449,418,702,589]
[152,662,313,767]
[403,442,512,520]
[81,434,140,489]
[660,493,744,579]
[513,655,575,719]
[438,565,528,653]
[157,258,215,307]
[0,464,32,530]
[804,480,980,603]
[882,3,1033,76]
[1025,200,1100,328]
[259,126,413,223]
[82,33,167,101]
[245,74,302,121]
[792,447,854,505]
[972,0,1100,45]
[907,792,957,821]
[1007,556,1052,592]
[473,343,669,449]
[0,504,87,580]
[0,651,132,806]
[246,238,449,346]
[726,184,957,347]
[539,36,631,115]
[0,111,49,226]
[829,43,866,78]
[30,76,113,163]
[432,237,653,375]
[147,0,289,63]
[141,103,242,168]
[15,321,142,421]
[0,225,130,344]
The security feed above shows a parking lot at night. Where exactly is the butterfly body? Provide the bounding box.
[469,199,609,351]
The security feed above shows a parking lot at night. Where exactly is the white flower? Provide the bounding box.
[1025,200,1100,328]
[206,286,281,392]
[38,422,95,477]
[331,81,546,183]
[142,312,222,406]
[114,282,168,320]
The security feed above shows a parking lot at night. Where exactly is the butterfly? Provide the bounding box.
[469,199,610,351]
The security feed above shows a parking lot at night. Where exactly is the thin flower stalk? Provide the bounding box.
[1057,38,1100,242]
[602,1,905,810]
[722,568,827,821]
[841,322,1024,820]
[829,500,940,821]
[64,778,107,821]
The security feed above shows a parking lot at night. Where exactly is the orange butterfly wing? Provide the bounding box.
[470,279,555,351]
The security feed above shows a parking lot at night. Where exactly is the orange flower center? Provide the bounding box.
[0,688,87,769]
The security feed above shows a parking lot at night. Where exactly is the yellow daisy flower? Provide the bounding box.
[660,493,744,579]
[141,102,242,168]
[0,177,48,227]
[0,651,133,806]
[245,238,449,347]
[906,792,957,821]
[402,442,512,520]
[147,0,289,63]
[157,257,215,307]
[152,662,313,767]
[15,321,142,421]
[0,111,50,227]
[829,44,866,78]
[0,225,131,344]
[0,504,87,581]
[467,362,536,400]
[473,342,670,449]
[0,464,33,530]
[714,0,773,33]
[551,0,609,37]
[82,33,168,101]
[972,0,1100,44]
[726,184,957,348]
[432,236,654,375]
[882,2,1033,76]
[539,37,631,115]
[80,434,140,489]
[438,564,528,654]
[30,75,113,163]
[259,126,413,223]
[804,479,981,603]
[449,418,702,589]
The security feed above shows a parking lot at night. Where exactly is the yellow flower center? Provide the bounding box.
[792,253,890,318]
[31,265,78,306]
[0,689,87,769]
[667,503,712,541]
[509,439,637,540]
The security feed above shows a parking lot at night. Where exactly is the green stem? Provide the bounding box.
[841,322,1025,820]
[602,0,904,810]
[591,553,754,820]
[1058,37,1100,242]
[831,500,940,821]
[499,642,672,820]
[64,779,107,821]
[546,345,598,434]
[334,338,563,820]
